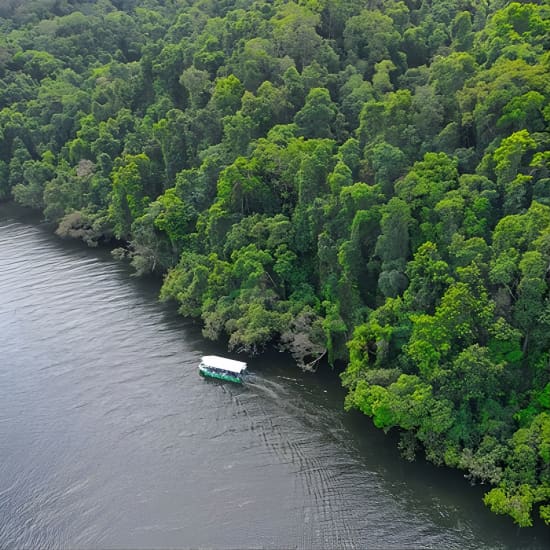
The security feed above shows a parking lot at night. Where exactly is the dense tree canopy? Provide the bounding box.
[1,0,549,526]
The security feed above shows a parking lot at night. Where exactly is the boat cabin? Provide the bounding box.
[199,355,247,383]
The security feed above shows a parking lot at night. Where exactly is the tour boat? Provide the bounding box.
[199,355,247,383]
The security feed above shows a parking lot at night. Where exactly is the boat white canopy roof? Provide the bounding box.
[200,355,247,373]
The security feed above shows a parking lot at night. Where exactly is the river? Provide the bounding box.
[0,205,547,549]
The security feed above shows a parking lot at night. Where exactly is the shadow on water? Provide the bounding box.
[242,350,550,547]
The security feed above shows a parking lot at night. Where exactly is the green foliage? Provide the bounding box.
[294,88,338,139]
[109,153,156,239]
[2,0,550,527]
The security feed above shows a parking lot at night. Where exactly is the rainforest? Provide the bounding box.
[1,0,549,527]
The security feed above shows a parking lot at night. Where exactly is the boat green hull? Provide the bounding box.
[199,367,243,384]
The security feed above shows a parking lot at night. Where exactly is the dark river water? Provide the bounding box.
[0,205,547,549]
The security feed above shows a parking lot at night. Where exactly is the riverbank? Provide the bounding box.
[1,207,548,548]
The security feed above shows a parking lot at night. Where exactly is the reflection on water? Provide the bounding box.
[0,205,547,549]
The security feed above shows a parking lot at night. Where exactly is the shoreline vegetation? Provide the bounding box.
[1,0,549,526]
